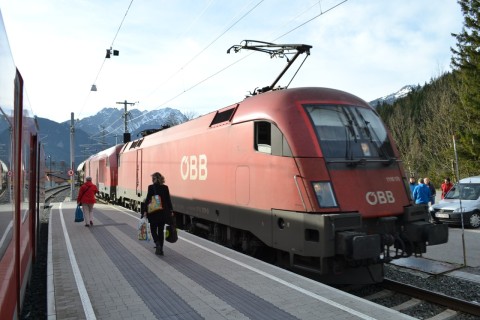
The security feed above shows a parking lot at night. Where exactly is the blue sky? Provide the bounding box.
[0,0,463,123]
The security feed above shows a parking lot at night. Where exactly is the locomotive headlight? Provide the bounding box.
[312,182,337,207]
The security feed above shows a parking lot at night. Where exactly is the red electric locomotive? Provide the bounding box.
[82,144,123,203]
[85,42,448,284]
[0,9,46,318]
[116,87,448,283]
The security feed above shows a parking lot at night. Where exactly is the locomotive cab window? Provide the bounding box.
[312,181,337,207]
[304,104,395,160]
[254,121,292,156]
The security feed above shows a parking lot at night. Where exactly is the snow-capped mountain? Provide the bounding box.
[369,85,418,107]
[68,107,188,143]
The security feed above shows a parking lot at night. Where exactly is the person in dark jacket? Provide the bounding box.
[77,176,99,227]
[143,172,173,255]
[409,177,417,198]
[424,177,436,205]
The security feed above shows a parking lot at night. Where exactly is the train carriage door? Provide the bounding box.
[136,149,142,196]
[99,159,105,183]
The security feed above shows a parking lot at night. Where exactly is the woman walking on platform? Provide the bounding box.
[77,176,99,227]
[143,172,174,255]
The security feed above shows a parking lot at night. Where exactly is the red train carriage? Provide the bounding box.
[0,9,45,318]
[98,86,447,284]
[83,144,123,202]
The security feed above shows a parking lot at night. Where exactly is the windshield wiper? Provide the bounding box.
[354,109,393,165]
[340,108,356,161]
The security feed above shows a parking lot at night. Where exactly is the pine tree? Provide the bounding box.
[451,0,480,163]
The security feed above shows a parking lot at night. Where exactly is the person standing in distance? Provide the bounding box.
[424,177,436,205]
[441,177,454,199]
[413,178,431,205]
[77,176,99,227]
[143,172,174,256]
[408,177,417,198]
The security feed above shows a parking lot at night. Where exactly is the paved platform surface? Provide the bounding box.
[48,201,415,320]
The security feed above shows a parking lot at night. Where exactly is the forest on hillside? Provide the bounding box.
[376,0,479,184]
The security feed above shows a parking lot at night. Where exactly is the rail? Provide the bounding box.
[45,185,71,206]
[383,279,480,317]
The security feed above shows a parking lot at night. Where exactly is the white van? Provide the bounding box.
[429,176,480,228]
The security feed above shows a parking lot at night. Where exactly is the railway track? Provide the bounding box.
[382,278,480,318]
[343,266,480,319]
[45,185,71,205]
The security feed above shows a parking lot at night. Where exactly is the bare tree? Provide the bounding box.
[386,105,422,177]
[183,110,199,121]
[419,75,459,181]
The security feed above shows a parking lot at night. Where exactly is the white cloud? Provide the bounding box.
[0,0,463,122]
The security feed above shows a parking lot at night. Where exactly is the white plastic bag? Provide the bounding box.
[137,217,151,241]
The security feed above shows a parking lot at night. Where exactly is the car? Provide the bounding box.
[429,176,480,228]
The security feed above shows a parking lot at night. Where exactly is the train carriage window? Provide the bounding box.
[255,122,271,154]
[129,141,138,149]
[254,121,292,156]
[127,138,145,150]
[210,105,238,126]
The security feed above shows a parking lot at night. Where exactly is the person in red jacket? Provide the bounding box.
[77,176,99,227]
[441,177,454,199]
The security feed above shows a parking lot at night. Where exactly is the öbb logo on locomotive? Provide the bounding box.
[181,154,207,181]
[365,191,395,205]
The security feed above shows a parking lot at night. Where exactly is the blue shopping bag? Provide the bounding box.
[74,205,84,222]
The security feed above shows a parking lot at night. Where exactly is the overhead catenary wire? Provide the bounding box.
[90,0,266,140]
[274,0,348,41]
[143,0,265,103]
[88,0,350,142]
[87,0,256,141]
[76,0,135,123]
[123,0,350,127]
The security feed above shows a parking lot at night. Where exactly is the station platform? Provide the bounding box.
[47,201,415,320]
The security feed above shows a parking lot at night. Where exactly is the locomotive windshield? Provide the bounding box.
[304,104,395,160]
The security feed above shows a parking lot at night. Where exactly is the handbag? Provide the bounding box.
[137,218,151,241]
[147,195,163,214]
[165,217,178,243]
[74,205,84,222]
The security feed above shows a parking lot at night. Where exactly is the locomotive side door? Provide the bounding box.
[136,149,142,196]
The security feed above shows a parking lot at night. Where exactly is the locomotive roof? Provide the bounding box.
[120,86,373,158]
[245,87,369,107]
[231,87,371,124]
